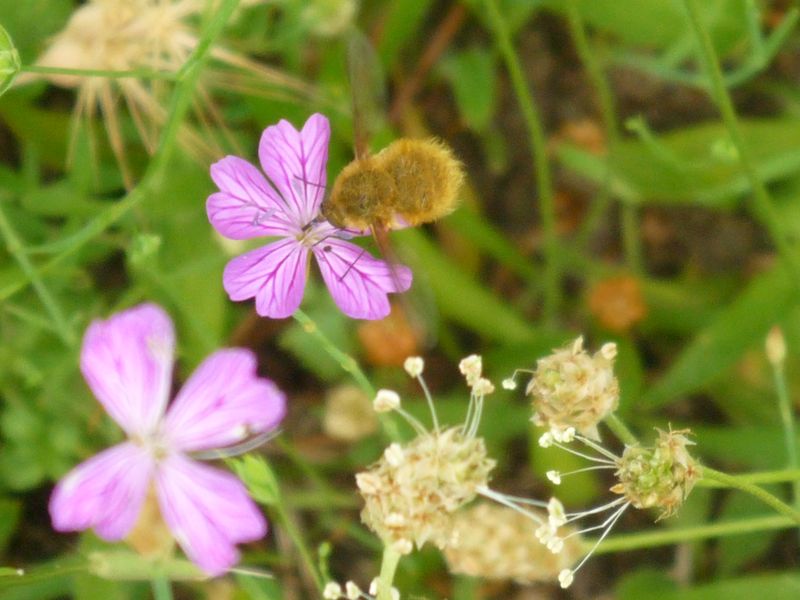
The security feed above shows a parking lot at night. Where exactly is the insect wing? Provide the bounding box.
[347,28,386,160]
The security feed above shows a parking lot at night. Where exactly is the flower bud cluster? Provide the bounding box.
[611,429,701,518]
[443,502,583,584]
[526,337,619,439]
[357,427,496,553]
[323,579,399,600]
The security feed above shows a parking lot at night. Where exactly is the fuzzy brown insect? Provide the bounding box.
[323,137,464,231]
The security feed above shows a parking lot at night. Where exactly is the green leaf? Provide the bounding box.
[0,24,20,96]
[643,264,797,407]
[0,498,21,553]
[396,227,540,344]
[559,119,800,207]
[232,455,281,507]
[377,0,435,71]
[620,572,800,600]
[717,494,777,575]
[541,0,747,53]
[439,47,496,131]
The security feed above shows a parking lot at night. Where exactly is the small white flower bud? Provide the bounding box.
[766,326,787,367]
[385,512,406,527]
[502,377,517,390]
[559,568,574,588]
[546,470,562,485]
[599,342,617,361]
[459,354,483,385]
[472,377,495,396]
[538,432,554,448]
[323,582,342,599]
[384,443,405,467]
[547,498,567,527]
[355,472,381,495]
[393,538,413,555]
[373,389,400,413]
[345,581,361,600]
[403,356,425,378]
[369,579,378,595]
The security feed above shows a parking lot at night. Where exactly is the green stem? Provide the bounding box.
[20,64,178,80]
[604,413,638,446]
[273,497,325,593]
[0,200,75,347]
[771,361,800,521]
[291,310,401,442]
[483,0,560,326]
[592,515,793,555]
[695,467,800,487]
[292,309,373,396]
[0,0,240,303]
[682,0,800,280]
[150,576,173,600]
[376,546,401,600]
[702,465,800,525]
[565,0,642,273]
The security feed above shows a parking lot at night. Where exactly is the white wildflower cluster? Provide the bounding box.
[323,384,378,442]
[323,579,399,600]
[524,337,619,440]
[354,344,700,592]
[611,429,701,519]
[531,424,700,588]
[443,502,583,584]
[356,356,498,553]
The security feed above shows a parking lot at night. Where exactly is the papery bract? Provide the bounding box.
[207,113,412,320]
[50,303,286,576]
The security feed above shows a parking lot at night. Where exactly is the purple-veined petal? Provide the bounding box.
[155,455,267,576]
[223,239,310,319]
[49,442,153,541]
[208,156,297,239]
[313,238,412,320]
[80,303,174,436]
[163,348,286,452]
[258,113,330,226]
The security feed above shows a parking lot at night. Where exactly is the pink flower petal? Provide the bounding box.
[80,303,174,436]
[222,238,310,319]
[155,455,267,576]
[49,442,153,541]
[208,156,297,239]
[163,349,286,452]
[313,238,412,320]
[258,113,330,226]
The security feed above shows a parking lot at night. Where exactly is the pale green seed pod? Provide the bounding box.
[0,24,21,97]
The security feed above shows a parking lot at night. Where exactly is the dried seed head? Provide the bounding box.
[357,427,495,552]
[527,337,619,439]
[611,429,701,519]
[323,384,378,442]
[443,502,583,584]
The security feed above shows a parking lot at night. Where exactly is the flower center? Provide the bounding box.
[131,431,171,462]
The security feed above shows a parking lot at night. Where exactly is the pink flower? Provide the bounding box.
[207,113,412,320]
[49,303,286,576]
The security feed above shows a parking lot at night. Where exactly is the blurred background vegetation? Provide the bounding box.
[3,0,800,598]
